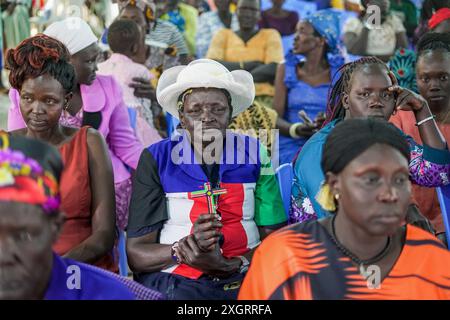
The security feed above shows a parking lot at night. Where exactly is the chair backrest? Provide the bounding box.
[275,163,294,218]
[435,186,450,249]
[118,230,129,277]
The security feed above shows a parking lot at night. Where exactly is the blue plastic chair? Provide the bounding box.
[435,186,450,249]
[118,230,129,277]
[275,163,294,218]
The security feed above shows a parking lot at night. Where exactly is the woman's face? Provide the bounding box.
[179,88,232,145]
[70,43,100,86]
[329,143,411,237]
[293,21,323,54]
[343,65,396,120]
[20,74,70,133]
[0,202,61,299]
[417,51,450,114]
[237,0,261,30]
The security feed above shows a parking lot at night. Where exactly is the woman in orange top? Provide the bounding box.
[239,118,450,300]
[6,35,116,271]
[390,32,450,242]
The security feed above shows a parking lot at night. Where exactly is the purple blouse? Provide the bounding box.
[258,10,299,36]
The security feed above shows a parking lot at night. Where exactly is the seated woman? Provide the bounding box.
[196,0,239,58]
[206,0,284,110]
[6,35,117,271]
[343,0,408,62]
[291,57,450,228]
[274,9,345,164]
[239,118,450,300]
[98,19,162,151]
[7,17,143,235]
[258,0,299,37]
[126,59,287,300]
[0,133,163,300]
[391,32,450,245]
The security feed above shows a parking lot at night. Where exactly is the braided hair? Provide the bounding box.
[417,32,450,57]
[6,34,75,93]
[324,56,389,125]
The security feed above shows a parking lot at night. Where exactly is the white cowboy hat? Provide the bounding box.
[157,59,255,119]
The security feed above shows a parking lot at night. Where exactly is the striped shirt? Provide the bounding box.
[147,19,189,56]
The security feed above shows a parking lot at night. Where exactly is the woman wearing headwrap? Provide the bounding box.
[7,18,143,233]
[239,118,450,300]
[274,9,346,164]
[5,34,116,271]
[290,56,450,229]
[429,7,450,33]
[0,133,163,300]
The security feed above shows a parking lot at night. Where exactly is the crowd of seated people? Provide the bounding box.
[0,0,450,301]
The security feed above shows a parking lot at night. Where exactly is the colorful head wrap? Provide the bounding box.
[429,8,450,29]
[304,9,342,56]
[118,0,156,23]
[303,9,346,68]
[0,133,62,214]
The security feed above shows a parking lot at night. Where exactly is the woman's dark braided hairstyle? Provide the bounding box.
[417,32,450,58]
[324,56,390,125]
[322,118,410,175]
[6,34,75,93]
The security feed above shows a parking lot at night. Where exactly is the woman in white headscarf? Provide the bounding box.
[7,17,144,232]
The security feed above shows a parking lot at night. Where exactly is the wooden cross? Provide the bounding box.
[190,182,227,215]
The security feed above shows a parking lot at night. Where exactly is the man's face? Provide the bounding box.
[179,88,232,151]
[0,203,61,299]
[236,0,261,30]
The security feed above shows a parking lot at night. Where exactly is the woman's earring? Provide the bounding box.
[334,193,340,200]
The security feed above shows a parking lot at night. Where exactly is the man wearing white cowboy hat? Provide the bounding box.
[126,59,286,300]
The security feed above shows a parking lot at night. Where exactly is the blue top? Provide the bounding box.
[291,119,450,223]
[44,254,136,300]
[278,52,340,164]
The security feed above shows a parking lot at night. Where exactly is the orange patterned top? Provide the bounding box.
[239,221,450,300]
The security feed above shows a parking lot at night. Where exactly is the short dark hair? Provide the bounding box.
[108,19,141,55]
[6,34,75,93]
[322,118,410,175]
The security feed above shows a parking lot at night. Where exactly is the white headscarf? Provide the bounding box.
[44,17,98,55]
